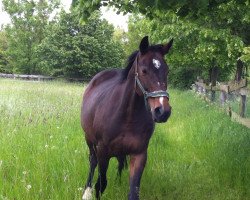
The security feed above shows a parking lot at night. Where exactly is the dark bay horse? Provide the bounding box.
[81,36,173,200]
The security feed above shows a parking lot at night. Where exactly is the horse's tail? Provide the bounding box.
[117,155,127,177]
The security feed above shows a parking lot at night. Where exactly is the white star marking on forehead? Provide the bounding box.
[153,59,161,69]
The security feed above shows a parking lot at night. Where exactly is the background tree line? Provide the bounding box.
[0,0,249,88]
[75,0,250,88]
[0,0,124,80]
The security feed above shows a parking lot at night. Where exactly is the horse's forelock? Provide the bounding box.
[121,44,164,80]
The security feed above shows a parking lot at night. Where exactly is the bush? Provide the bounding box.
[36,10,125,79]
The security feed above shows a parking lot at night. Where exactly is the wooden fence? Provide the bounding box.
[193,78,250,128]
[0,73,89,82]
[0,73,54,81]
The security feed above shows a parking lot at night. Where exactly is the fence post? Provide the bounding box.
[194,84,198,92]
[239,89,247,118]
[220,91,227,105]
[220,85,229,106]
[210,89,215,102]
[209,67,219,102]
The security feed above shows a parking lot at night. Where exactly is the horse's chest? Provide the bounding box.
[108,124,154,155]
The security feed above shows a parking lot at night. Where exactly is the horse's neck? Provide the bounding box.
[122,72,145,116]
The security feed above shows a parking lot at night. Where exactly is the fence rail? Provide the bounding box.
[0,73,90,82]
[0,73,54,81]
[193,78,250,128]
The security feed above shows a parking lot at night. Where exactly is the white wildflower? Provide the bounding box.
[26,184,32,191]
[64,175,68,182]
[45,144,49,148]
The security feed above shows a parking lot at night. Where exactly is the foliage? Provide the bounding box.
[75,0,250,42]
[75,0,249,88]
[0,31,10,73]
[196,1,250,45]
[2,0,59,74]
[113,27,129,56]
[126,14,243,88]
[73,0,236,21]
[1,1,124,78]
[36,10,124,79]
[0,79,249,199]
[241,46,250,65]
[125,16,152,56]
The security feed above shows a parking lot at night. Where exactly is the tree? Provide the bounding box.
[73,0,236,21]
[241,47,250,66]
[0,31,10,73]
[113,27,129,56]
[2,0,59,74]
[75,0,249,52]
[75,1,249,86]
[126,14,243,88]
[36,10,124,79]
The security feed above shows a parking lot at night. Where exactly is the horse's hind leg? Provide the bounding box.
[82,144,97,200]
[95,155,110,200]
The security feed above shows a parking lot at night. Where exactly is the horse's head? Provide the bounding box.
[134,36,173,123]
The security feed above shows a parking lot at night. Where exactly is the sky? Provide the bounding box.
[0,1,9,26]
[0,0,128,31]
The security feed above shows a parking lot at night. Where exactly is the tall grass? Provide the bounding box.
[0,79,249,200]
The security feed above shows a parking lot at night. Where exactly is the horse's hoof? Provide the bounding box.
[82,187,92,200]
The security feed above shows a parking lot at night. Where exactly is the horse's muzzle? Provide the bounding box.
[153,106,171,123]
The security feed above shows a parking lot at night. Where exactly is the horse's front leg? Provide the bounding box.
[82,144,97,200]
[128,151,147,200]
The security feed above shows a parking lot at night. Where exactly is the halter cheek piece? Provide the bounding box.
[134,54,170,110]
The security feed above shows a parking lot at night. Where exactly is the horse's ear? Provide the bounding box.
[139,36,149,54]
[163,38,173,55]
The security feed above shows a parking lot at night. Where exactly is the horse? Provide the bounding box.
[81,36,173,200]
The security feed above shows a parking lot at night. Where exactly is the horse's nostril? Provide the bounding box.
[153,106,171,123]
[154,107,163,117]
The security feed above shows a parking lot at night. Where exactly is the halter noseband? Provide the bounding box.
[134,54,169,110]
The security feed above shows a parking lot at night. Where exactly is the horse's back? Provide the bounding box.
[86,69,120,92]
[83,69,121,102]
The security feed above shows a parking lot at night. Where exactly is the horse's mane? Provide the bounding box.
[121,50,139,80]
[121,44,164,80]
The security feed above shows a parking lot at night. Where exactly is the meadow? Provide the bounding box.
[0,79,249,200]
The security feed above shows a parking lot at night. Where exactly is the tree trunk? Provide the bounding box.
[235,59,243,82]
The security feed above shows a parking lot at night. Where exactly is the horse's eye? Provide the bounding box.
[142,69,147,75]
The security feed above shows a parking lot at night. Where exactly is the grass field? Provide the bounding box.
[0,79,249,200]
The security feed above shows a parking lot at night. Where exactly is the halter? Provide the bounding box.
[134,54,170,110]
